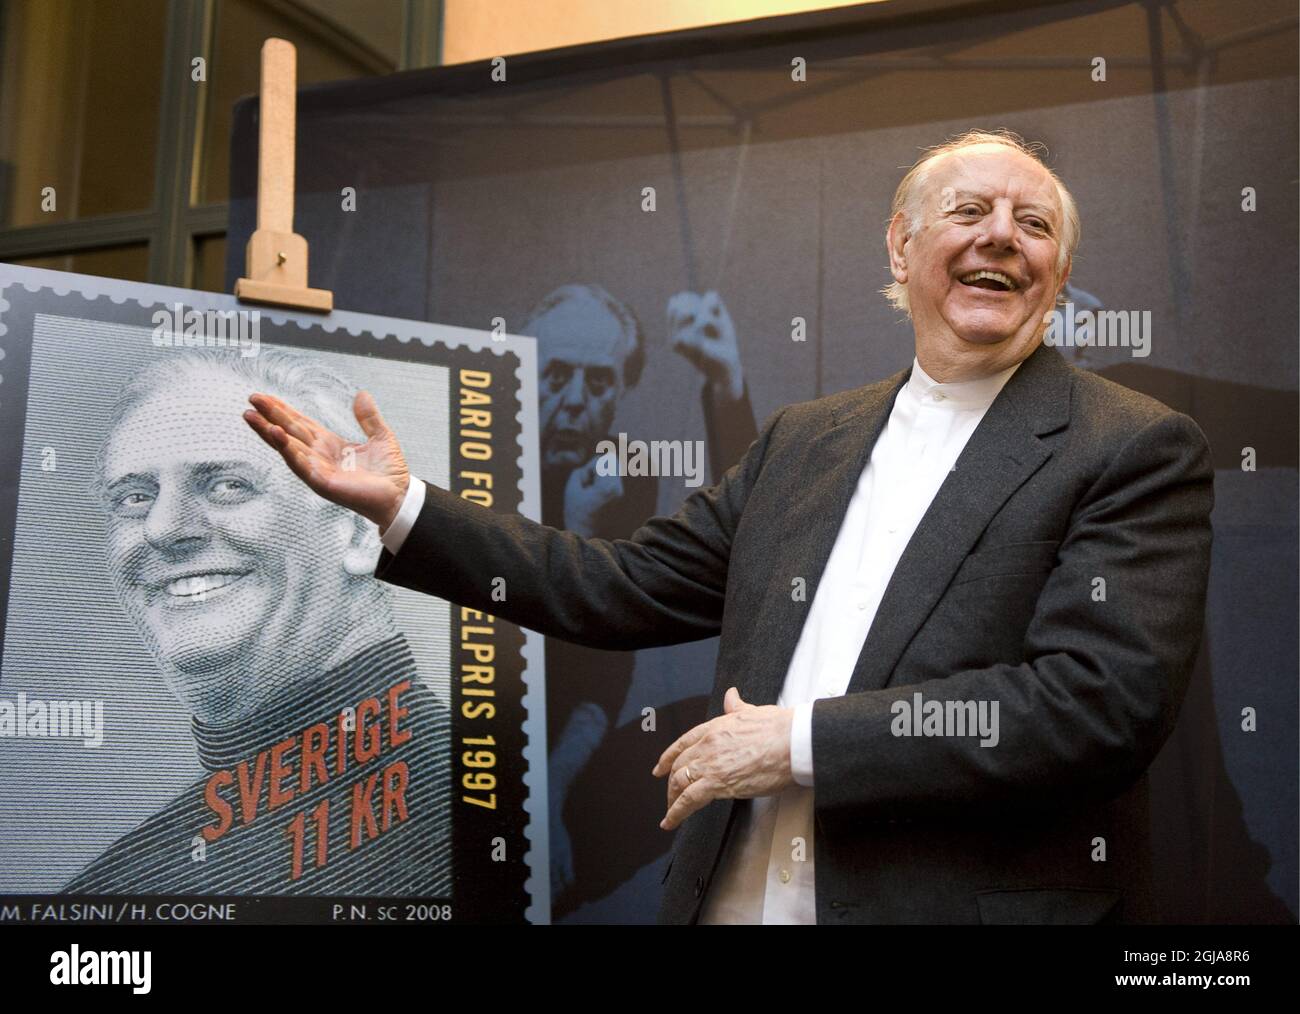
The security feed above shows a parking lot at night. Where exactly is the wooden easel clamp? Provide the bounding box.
[235,38,333,313]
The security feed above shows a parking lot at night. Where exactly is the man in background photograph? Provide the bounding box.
[520,282,757,913]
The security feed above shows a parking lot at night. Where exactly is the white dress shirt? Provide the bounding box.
[698,355,1022,924]
[379,356,1021,924]
[379,472,427,553]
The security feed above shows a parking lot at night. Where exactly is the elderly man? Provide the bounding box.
[245,130,1213,924]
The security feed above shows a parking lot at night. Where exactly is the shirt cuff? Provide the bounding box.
[379,477,426,555]
[790,700,815,787]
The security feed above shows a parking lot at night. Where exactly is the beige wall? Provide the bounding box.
[442,0,884,65]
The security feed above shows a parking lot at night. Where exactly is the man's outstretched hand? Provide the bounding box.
[243,390,411,532]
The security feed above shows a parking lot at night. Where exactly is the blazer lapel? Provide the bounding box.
[743,367,908,708]
[844,341,1073,695]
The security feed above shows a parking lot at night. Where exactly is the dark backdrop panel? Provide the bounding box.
[228,0,1298,923]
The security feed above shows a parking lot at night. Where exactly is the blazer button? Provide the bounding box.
[694,875,704,897]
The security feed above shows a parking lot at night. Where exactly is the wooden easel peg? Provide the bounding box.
[234,37,333,313]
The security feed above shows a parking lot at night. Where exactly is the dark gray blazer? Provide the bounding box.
[375,340,1214,924]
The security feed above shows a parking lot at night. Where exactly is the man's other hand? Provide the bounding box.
[652,687,794,831]
[243,390,411,532]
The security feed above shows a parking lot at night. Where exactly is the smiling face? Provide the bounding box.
[887,144,1071,380]
[98,364,361,723]
[532,295,632,470]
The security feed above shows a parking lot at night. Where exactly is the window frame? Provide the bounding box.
[0,0,443,289]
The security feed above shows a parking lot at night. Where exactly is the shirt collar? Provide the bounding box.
[905,355,1023,410]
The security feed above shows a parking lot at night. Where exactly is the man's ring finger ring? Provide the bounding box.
[684,766,694,784]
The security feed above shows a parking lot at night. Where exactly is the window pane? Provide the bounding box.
[192,233,227,293]
[9,244,151,283]
[197,0,400,205]
[0,0,166,227]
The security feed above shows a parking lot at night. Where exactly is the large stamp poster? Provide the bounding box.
[0,265,546,924]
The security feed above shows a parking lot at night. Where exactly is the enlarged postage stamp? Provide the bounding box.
[0,265,546,924]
